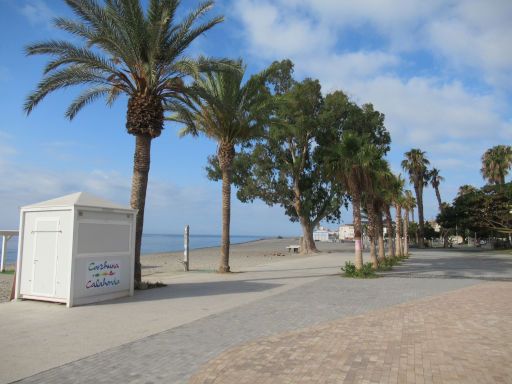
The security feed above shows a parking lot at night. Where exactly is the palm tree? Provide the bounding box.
[364,159,391,266]
[381,178,396,258]
[363,195,378,269]
[24,0,224,284]
[481,145,512,185]
[392,174,405,257]
[402,149,430,248]
[168,62,268,272]
[429,168,444,210]
[384,203,395,257]
[330,132,381,270]
[402,190,416,256]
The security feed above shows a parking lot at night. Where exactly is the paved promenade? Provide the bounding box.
[1,248,511,383]
[190,282,512,384]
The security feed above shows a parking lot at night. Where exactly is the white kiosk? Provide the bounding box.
[15,192,136,307]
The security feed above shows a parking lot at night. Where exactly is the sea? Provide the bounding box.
[2,234,267,265]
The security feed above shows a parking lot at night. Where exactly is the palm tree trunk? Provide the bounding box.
[219,166,231,273]
[352,191,363,270]
[403,208,409,256]
[385,205,395,257]
[377,211,386,261]
[218,142,235,273]
[130,135,152,285]
[395,204,403,257]
[366,201,378,269]
[415,183,425,248]
[411,209,415,223]
[435,186,442,210]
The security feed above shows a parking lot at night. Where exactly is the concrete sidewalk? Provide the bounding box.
[0,252,347,384]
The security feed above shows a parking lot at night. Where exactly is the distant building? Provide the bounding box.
[313,227,330,241]
[339,224,355,240]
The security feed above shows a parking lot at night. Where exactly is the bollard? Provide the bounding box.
[183,225,189,271]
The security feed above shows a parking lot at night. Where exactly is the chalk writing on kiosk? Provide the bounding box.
[86,260,121,289]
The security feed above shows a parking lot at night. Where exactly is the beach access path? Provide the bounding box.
[1,244,511,383]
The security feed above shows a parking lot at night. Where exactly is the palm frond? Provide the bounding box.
[25,66,108,114]
[65,86,111,119]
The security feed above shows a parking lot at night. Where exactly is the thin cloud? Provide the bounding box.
[19,0,55,29]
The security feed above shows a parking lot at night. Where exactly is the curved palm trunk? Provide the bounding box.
[130,135,152,284]
[352,191,363,270]
[218,143,235,273]
[434,186,442,210]
[377,210,386,262]
[385,205,395,257]
[395,204,403,257]
[366,201,378,269]
[415,183,425,248]
[403,208,409,256]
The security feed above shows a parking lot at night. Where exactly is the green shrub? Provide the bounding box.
[342,261,356,276]
[341,261,376,278]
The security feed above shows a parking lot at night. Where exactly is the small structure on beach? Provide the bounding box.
[15,192,136,307]
[313,228,329,242]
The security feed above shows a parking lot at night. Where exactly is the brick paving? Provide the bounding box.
[189,282,512,384]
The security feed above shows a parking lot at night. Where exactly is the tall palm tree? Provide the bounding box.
[429,167,444,210]
[402,149,430,248]
[381,178,396,258]
[364,159,391,266]
[392,174,405,257]
[363,195,378,269]
[481,145,512,185]
[384,203,395,257]
[168,62,268,272]
[24,0,224,284]
[402,190,416,256]
[329,132,381,270]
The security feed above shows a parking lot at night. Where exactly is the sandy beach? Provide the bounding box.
[0,238,353,302]
[142,237,351,280]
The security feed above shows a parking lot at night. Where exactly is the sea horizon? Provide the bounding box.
[2,233,280,265]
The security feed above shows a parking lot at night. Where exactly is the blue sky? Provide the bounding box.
[0,0,511,236]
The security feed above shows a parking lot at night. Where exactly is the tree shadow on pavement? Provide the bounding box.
[95,280,283,305]
[382,249,512,281]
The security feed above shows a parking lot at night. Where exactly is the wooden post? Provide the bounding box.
[183,225,189,271]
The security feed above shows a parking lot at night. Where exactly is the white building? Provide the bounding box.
[339,224,355,240]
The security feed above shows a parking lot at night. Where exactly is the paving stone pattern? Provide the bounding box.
[190,282,512,384]
[15,276,477,384]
